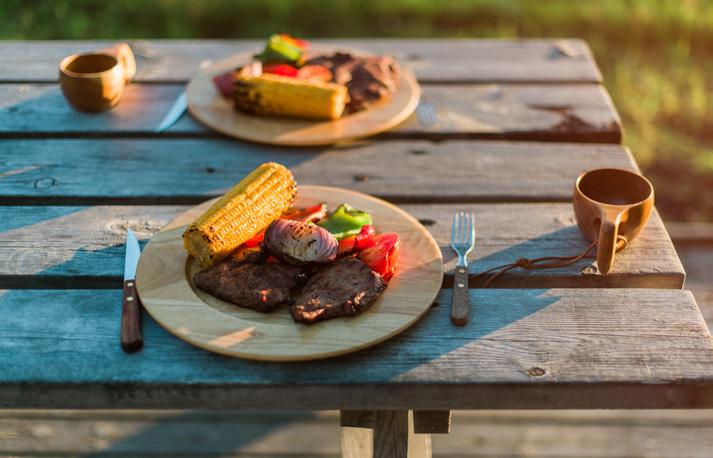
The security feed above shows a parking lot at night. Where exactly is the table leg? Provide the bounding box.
[341,426,373,458]
[340,410,432,458]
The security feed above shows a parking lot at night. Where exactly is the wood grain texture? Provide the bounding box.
[342,426,374,458]
[0,83,620,143]
[373,411,410,458]
[341,410,375,428]
[0,139,637,205]
[0,203,683,289]
[413,411,451,434]
[5,410,713,457]
[136,186,443,361]
[186,54,420,146]
[0,39,602,83]
[0,288,711,409]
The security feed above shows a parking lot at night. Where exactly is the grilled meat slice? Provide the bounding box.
[290,257,385,323]
[305,52,400,113]
[193,253,307,313]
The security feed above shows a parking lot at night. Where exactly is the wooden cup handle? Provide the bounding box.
[105,43,136,82]
[121,279,143,353]
[596,214,622,275]
[450,266,470,326]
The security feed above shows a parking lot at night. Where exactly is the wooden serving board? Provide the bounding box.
[186,50,421,146]
[135,185,443,361]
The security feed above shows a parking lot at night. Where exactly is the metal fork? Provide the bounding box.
[450,212,475,326]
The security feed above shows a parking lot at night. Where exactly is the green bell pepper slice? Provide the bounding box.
[255,34,303,65]
[318,204,373,240]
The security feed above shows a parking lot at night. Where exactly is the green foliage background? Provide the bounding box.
[3,0,712,221]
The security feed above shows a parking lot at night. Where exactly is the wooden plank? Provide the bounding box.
[675,244,713,326]
[413,411,451,434]
[5,410,713,457]
[404,203,685,289]
[342,426,373,458]
[0,203,683,289]
[0,288,711,410]
[341,411,375,428]
[373,411,409,458]
[0,39,602,84]
[0,83,620,143]
[667,221,713,244]
[0,139,636,205]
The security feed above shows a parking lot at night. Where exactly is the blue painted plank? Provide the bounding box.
[0,288,710,409]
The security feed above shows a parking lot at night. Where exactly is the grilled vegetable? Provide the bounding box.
[233,73,348,120]
[213,71,236,98]
[318,204,373,239]
[263,63,299,77]
[263,219,338,266]
[337,224,376,256]
[297,65,332,82]
[358,233,400,282]
[183,162,297,267]
[255,34,305,66]
[244,203,328,248]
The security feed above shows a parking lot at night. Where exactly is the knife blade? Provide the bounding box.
[155,91,187,133]
[121,229,143,353]
[155,59,212,133]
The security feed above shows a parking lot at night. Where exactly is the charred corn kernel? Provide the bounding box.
[183,162,296,267]
[233,73,348,120]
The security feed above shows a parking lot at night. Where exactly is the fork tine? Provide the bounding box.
[451,212,457,243]
[466,212,474,244]
[471,212,476,242]
[459,211,465,243]
[463,212,470,245]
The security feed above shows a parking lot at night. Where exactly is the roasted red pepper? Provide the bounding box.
[337,236,356,256]
[244,203,327,248]
[358,233,399,282]
[263,63,299,77]
[283,203,328,223]
[244,231,264,248]
[336,225,376,256]
[354,225,376,251]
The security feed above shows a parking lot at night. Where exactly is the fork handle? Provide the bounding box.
[450,266,470,326]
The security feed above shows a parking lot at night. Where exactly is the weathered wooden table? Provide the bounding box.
[1,39,711,457]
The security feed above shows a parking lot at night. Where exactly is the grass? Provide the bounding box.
[2,0,712,221]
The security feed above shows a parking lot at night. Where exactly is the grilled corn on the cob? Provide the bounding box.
[233,73,348,120]
[183,162,296,267]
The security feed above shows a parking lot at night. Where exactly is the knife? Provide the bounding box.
[121,229,143,353]
[156,91,186,133]
[155,59,212,133]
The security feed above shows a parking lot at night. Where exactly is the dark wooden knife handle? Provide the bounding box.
[450,266,470,326]
[121,279,143,353]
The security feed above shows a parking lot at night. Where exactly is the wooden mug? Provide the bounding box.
[573,168,654,274]
[59,43,136,112]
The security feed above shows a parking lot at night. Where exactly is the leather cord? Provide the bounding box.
[475,239,600,288]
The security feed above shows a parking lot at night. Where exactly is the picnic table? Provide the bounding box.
[0,39,711,457]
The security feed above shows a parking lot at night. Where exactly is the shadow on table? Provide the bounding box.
[81,411,316,457]
[466,225,596,287]
[0,189,561,455]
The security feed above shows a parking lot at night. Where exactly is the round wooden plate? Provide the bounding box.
[136,185,443,361]
[186,49,421,146]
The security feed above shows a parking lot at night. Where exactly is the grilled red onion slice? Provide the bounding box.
[263,219,338,265]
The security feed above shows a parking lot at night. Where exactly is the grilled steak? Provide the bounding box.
[306,52,400,113]
[290,257,385,323]
[193,250,307,313]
